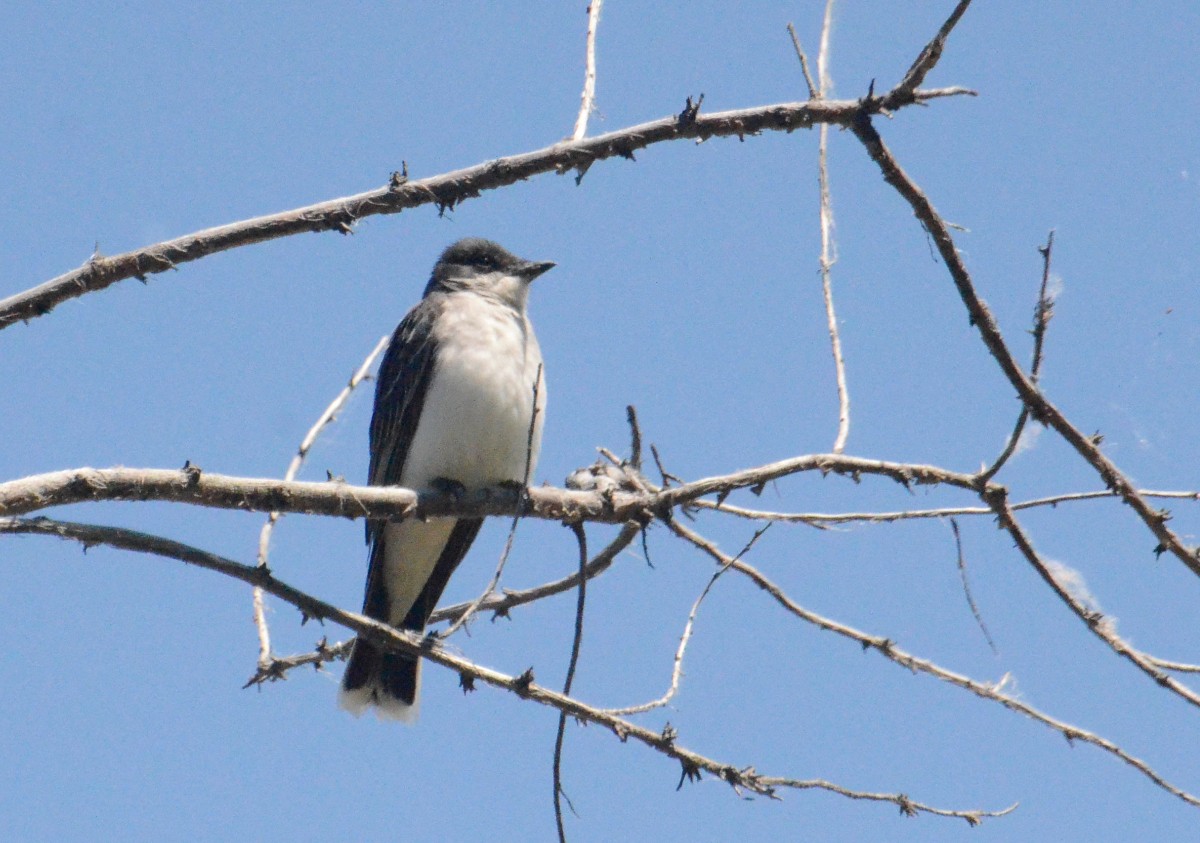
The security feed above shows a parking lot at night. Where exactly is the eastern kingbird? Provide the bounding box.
[340,238,554,722]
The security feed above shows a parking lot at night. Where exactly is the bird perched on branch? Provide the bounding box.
[340,238,554,721]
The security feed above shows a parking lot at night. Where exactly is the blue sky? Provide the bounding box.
[4,2,1200,840]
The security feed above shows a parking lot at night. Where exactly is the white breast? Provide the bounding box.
[400,292,545,490]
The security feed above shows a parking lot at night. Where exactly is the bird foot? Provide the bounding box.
[429,477,468,500]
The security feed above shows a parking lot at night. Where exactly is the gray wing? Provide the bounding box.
[365,295,443,545]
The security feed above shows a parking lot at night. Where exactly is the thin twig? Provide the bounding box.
[626,405,643,472]
[554,523,589,842]
[911,85,978,100]
[816,139,849,454]
[256,333,390,568]
[1146,657,1200,674]
[885,0,974,106]
[243,638,351,688]
[787,2,851,455]
[432,522,640,625]
[251,588,273,669]
[601,524,770,716]
[1,514,1016,821]
[571,0,603,141]
[949,518,996,654]
[812,0,849,454]
[692,488,1200,525]
[817,0,835,98]
[251,333,390,665]
[979,232,1054,481]
[786,23,819,100]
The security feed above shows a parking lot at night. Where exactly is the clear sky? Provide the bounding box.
[4,2,1200,841]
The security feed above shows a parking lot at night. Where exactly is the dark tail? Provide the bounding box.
[340,516,483,722]
[339,636,422,722]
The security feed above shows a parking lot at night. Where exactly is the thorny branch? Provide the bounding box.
[1,90,973,332]
[979,231,1055,482]
[0,455,983,524]
[665,517,1200,809]
[849,109,1200,579]
[0,513,1012,824]
[981,488,1200,712]
[243,522,643,688]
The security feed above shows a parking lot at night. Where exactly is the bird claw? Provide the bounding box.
[429,477,468,500]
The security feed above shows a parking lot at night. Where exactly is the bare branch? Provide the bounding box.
[668,518,1200,809]
[571,0,603,141]
[554,523,590,842]
[1146,657,1200,675]
[850,112,1200,578]
[949,518,996,653]
[790,1,851,455]
[0,455,983,524]
[785,23,819,100]
[1,514,1010,821]
[432,523,641,625]
[601,525,769,717]
[1,96,918,332]
[244,638,351,688]
[885,0,974,106]
[626,405,643,472]
[979,231,1055,481]
[252,332,390,667]
[249,523,641,687]
[817,0,836,96]
[256,332,390,568]
[912,85,978,101]
[982,487,1200,712]
[693,488,1200,525]
[750,778,1015,825]
[816,119,849,454]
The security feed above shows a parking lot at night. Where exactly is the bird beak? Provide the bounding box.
[518,260,556,281]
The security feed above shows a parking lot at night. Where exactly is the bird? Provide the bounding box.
[339,238,554,722]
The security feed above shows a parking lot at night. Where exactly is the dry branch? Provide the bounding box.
[571,0,603,141]
[243,522,643,688]
[1,513,1009,823]
[669,518,1200,809]
[1,90,972,332]
[849,112,1200,578]
[982,488,1200,712]
[252,332,390,667]
[0,456,983,524]
[693,488,1200,525]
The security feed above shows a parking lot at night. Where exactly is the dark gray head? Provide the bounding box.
[424,238,555,308]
